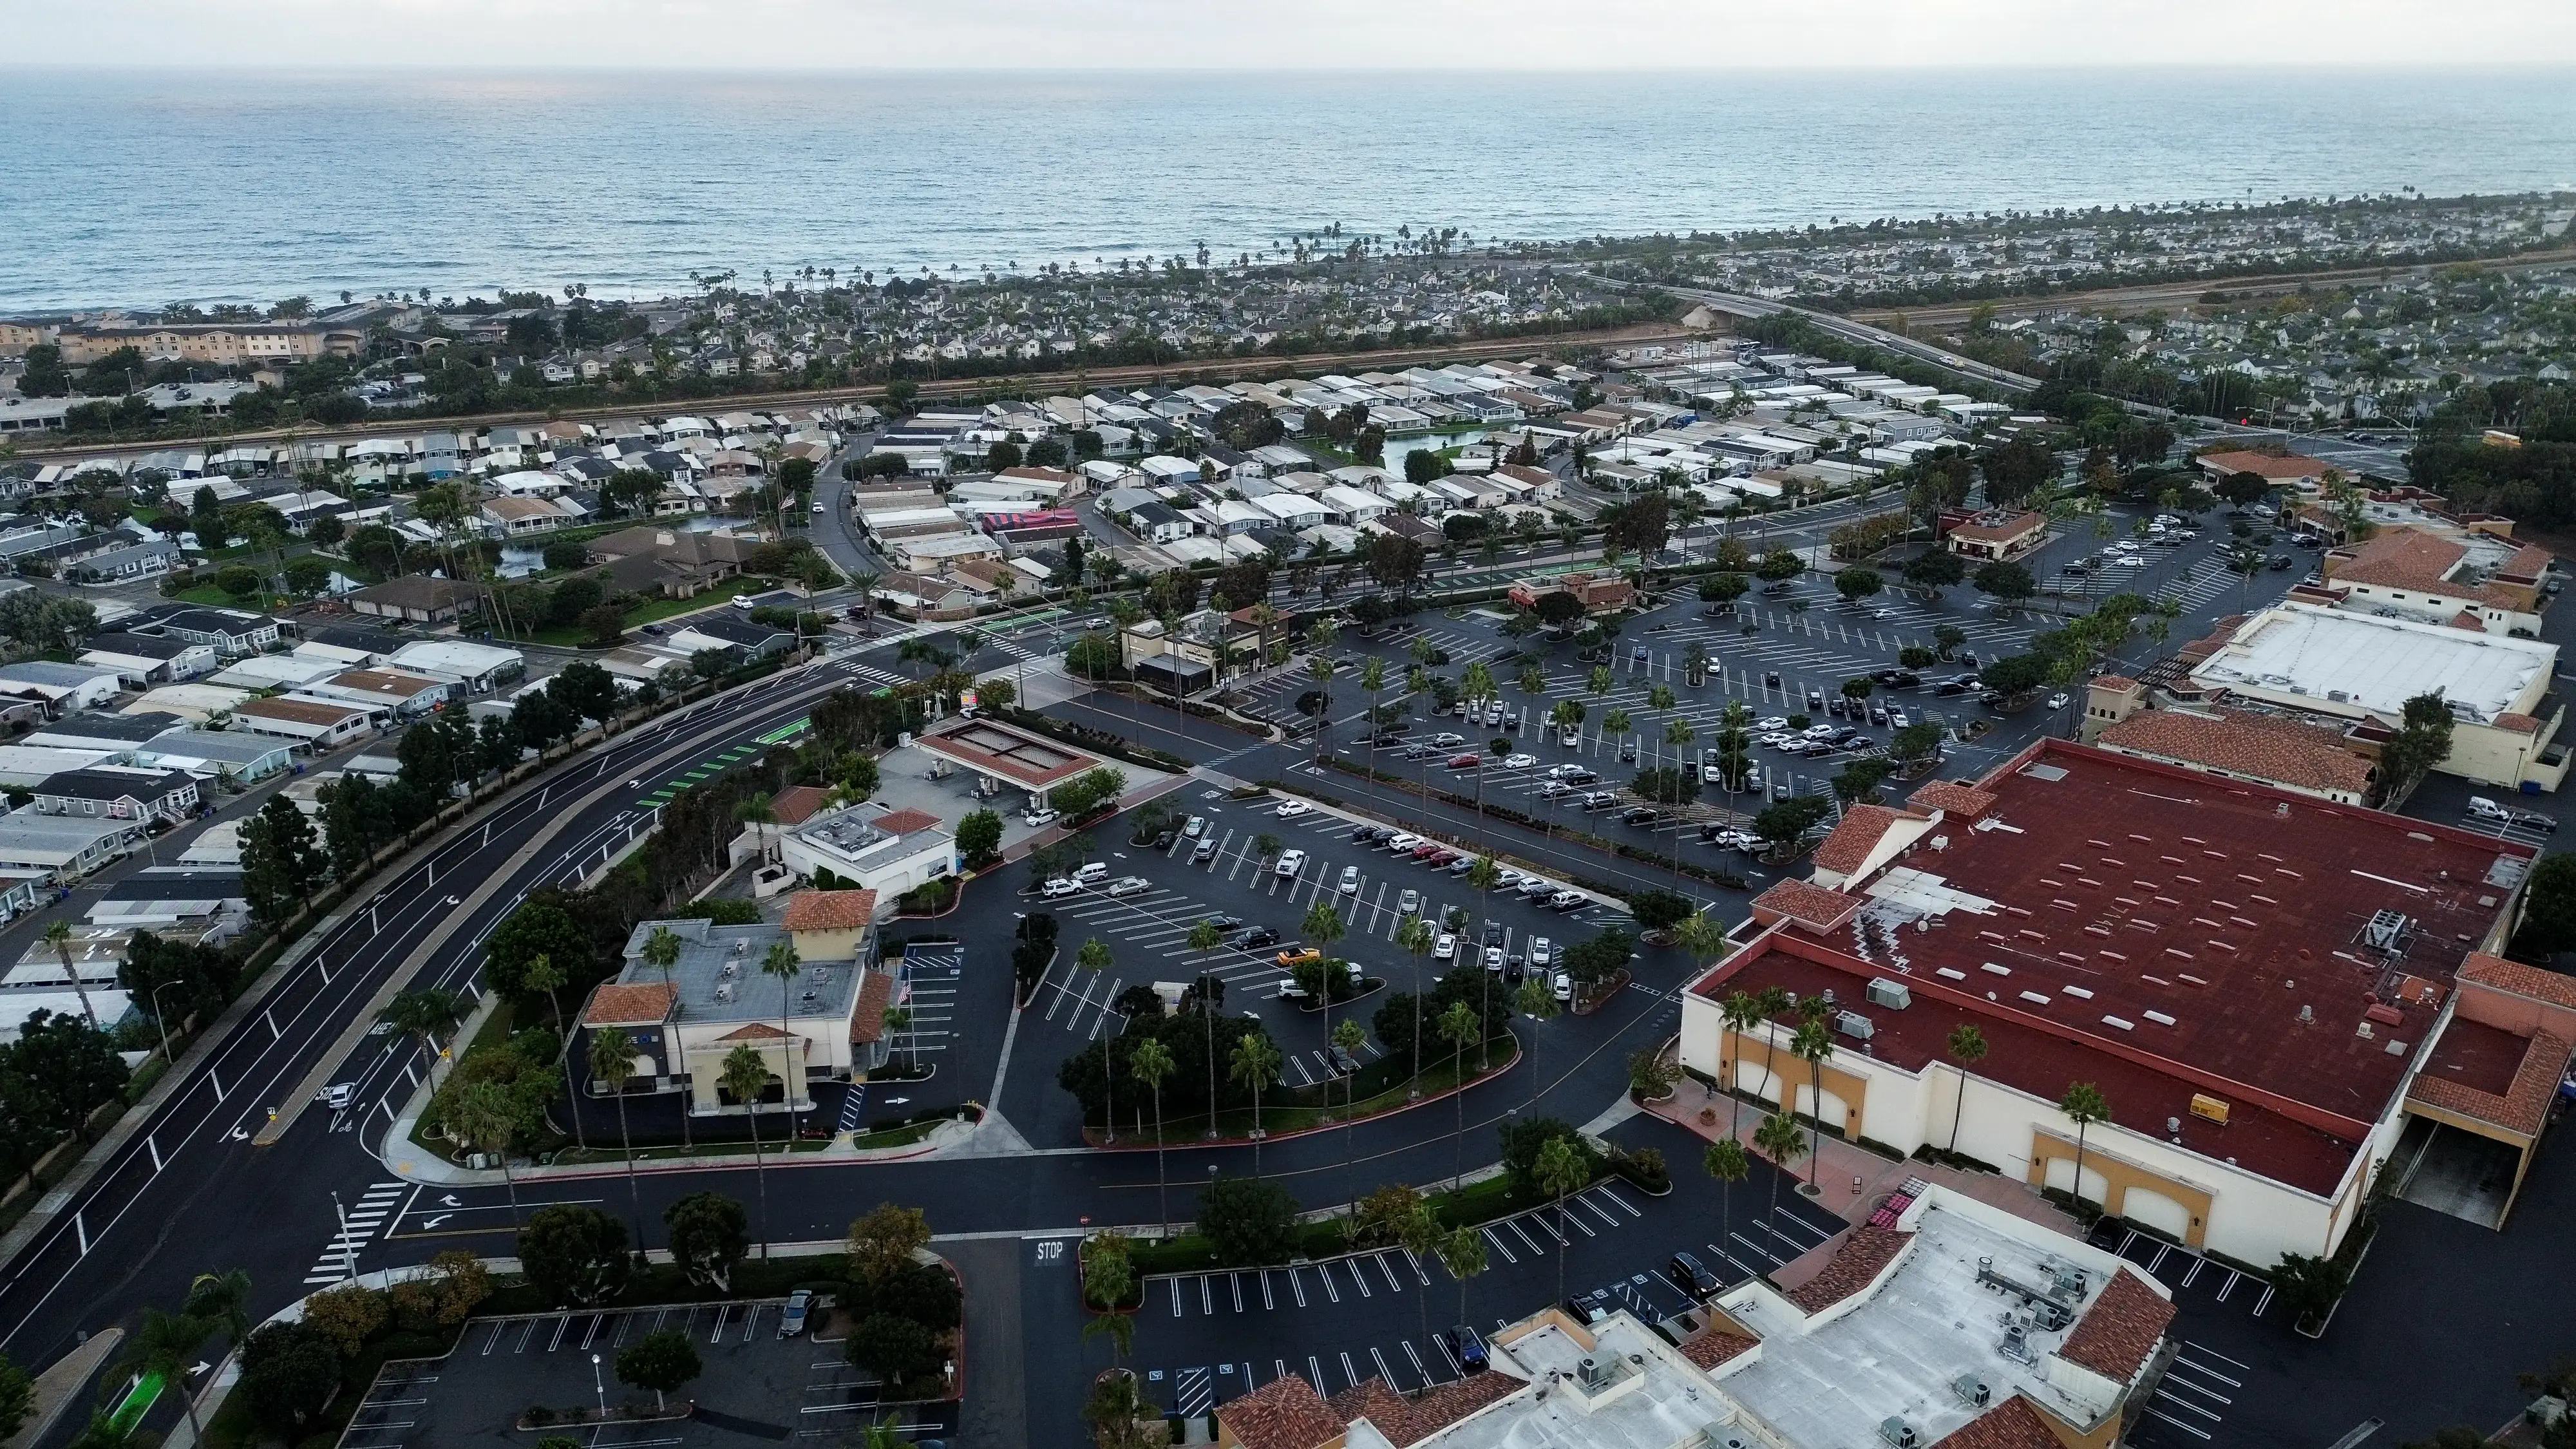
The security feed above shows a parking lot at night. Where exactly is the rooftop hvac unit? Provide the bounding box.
[2190,1093,2231,1125]
[1879,1417,1920,1448]
[2362,909,2412,954]
[1866,978,1913,1010]
[1952,1374,1993,1408]
[1835,1010,1875,1041]
[1577,1356,1613,1390]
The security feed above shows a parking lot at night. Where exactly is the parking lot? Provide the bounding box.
[1003,798,1638,1141]
[336,1300,956,1448]
[1110,1115,1848,1419]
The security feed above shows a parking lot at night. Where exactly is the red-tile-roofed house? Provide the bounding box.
[1213,1372,1346,1449]
[2057,1265,2177,1385]
[2092,706,2376,804]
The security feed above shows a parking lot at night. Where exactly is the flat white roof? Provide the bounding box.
[2193,603,2554,722]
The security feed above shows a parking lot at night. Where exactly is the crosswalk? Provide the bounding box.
[305,1180,409,1285]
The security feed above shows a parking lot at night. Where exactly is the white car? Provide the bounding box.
[1434,931,1457,960]
[1074,862,1110,884]
[1023,807,1059,828]
[1275,800,1311,819]
[731,594,755,608]
[1701,764,1725,783]
[1276,848,1307,878]
[1484,945,1506,971]
[2116,555,2147,567]
[2046,692,2070,709]
[810,501,826,513]
[1398,889,1421,914]
[318,1083,355,1112]
[1484,702,1505,725]
[1559,726,1582,747]
[1106,875,1151,898]
[1385,832,1422,852]
[1430,732,1466,748]
[1338,865,1361,893]
[1041,877,1082,899]
[1545,763,1587,780]
[1754,717,1788,732]
[1183,815,1207,838]
[1530,936,1552,967]
[1887,710,1910,728]
[1802,723,1838,740]
[1501,753,1537,769]
[1539,780,1572,799]
[1551,971,1573,1003]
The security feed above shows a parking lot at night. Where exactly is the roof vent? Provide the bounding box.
[1835,1010,1875,1041]
[1866,978,1912,1010]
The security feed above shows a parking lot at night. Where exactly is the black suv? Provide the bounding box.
[1228,925,1281,949]
[1670,1251,1721,1296]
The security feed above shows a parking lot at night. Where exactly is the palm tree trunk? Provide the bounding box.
[1808,1061,1824,1190]
[748,1110,770,1259]
[615,1092,642,1245]
[1152,1085,1166,1237]
[1947,1073,1969,1154]
[498,1154,521,1231]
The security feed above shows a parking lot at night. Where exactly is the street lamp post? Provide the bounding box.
[150,979,185,1063]
[591,1352,607,1430]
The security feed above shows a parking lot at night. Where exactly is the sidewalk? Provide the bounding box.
[383,1110,981,1187]
[1639,1077,2083,1240]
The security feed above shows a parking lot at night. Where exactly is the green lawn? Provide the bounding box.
[489,578,784,649]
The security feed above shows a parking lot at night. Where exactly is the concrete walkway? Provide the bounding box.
[1640,1077,2084,1239]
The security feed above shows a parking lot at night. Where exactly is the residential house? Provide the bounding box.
[346,576,488,625]
[585,526,755,599]
[77,634,215,688]
[32,766,202,824]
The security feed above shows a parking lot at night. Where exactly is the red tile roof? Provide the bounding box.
[872,808,943,836]
[582,981,676,1027]
[782,889,880,933]
[2199,450,2327,480]
[1908,779,2000,820]
[1694,739,2534,1194]
[1678,1329,1758,1370]
[2058,1265,2175,1382]
[1327,1374,1521,1447]
[714,1021,791,1041]
[1783,1226,1911,1313]
[849,971,898,1047]
[2331,527,2528,611]
[2094,707,2374,796]
[1811,804,1916,877]
[2461,952,2576,1012]
[1747,878,1862,936]
[1214,1372,1345,1449]
[769,785,831,825]
[1929,1396,2067,1449]
[2410,1026,2572,1139]
[1947,510,2045,543]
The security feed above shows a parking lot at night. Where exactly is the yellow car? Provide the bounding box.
[1276,947,1323,969]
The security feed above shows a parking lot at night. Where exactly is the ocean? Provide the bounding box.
[3,66,2573,313]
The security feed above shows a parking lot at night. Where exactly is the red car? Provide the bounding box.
[1410,842,1444,861]
[1446,753,1482,770]
[1426,849,1461,867]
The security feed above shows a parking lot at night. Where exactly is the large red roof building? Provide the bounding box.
[1683,738,2556,1266]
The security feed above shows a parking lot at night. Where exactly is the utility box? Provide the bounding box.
[2189,1093,2231,1125]
[1866,978,1913,1010]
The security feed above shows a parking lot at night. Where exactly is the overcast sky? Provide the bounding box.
[13,0,2576,68]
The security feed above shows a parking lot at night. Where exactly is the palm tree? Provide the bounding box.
[1791,1018,1833,1193]
[1436,1001,1479,1186]
[1717,990,1761,1141]
[43,921,98,1030]
[1534,1135,1587,1305]
[2059,1081,2110,1215]
[1513,976,1557,1109]
[732,792,777,865]
[1360,656,1387,773]
[1128,1037,1175,1235]
[1703,1139,1750,1281]
[1227,1032,1282,1175]
[377,988,465,1054]
[641,925,688,1147]
[184,1270,252,1360]
[1078,938,1115,1139]
[450,1079,524,1231]
[1301,898,1346,1112]
[761,940,804,1112]
[1392,1203,1443,1343]
[1603,707,1632,768]
[118,1309,211,1444]
[1436,1223,1487,1325]
[1944,1024,1988,1155]
[589,1027,646,1243]
[882,1005,913,1073]
[1331,1016,1367,1136]
[721,1042,775,1258]
[1754,1111,1808,1220]
[1394,916,1434,1098]
[1464,855,1501,1068]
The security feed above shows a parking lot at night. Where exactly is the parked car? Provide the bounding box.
[1275,849,1307,878]
[1278,947,1323,970]
[1441,1324,1490,1373]
[1106,875,1150,898]
[1352,824,1385,844]
[1484,945,1506,972]
[1501,753,1537,769]
[1551,970,1573,1003]
[1229,925,1281,949]
[1446,856,1475,875]
[1398,888,1421,914]
[1387,833,1423,852]
[1023,807,1059,828]
[1446,753,1482,770]
[1579,791,1620,810]
[779,1289,814,1337]
[1338,865,1361,893]
[1669,1251,1720,1296]
[1430,732,1465,748]
[1559,726,1582,747]
[1548,889,1586,912]
[1274,800,1310,819]
[1041,878,1082,900]
[1618,805,1658,826]
[1183,815,1206,838]
[1327,1044,1361,1075]
[1529,936,1552,967]
[1074,862,1109,884]
[1434,932,1457,960]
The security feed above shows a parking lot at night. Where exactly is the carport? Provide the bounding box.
[2400,1013,2573,1229]
[911,715,1104,811]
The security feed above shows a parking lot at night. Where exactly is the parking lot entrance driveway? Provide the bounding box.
[337,1300,957,1448]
